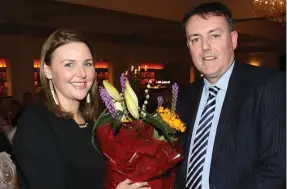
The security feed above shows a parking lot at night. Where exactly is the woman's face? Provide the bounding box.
[44,42,95,104]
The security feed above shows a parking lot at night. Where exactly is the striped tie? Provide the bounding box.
[186,86,220,189]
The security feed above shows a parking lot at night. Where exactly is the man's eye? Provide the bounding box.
[191,38,199,43]
[212,34,220,39]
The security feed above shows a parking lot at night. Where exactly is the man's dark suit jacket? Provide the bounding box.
[174,62,286,189]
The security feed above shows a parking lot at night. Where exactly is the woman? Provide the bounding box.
[13,29,150,189]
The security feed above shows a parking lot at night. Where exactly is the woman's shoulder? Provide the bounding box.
[14,101,57,145]
[19,101,51,125]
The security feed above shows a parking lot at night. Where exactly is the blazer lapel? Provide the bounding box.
[181,79,204,178]
[211,63,245,168]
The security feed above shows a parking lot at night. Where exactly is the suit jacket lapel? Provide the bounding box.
[186,80,203,148]
[211,62,245,168]
[181,79,204,179]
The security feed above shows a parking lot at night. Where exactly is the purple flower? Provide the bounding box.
[99,86,117,118]
[157,96,164,108]
[120,73,128,95]
[171,83,179,112]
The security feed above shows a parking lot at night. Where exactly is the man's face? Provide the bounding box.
[185,15,238,84]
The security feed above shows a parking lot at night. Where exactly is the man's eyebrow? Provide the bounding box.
[187,33,201,38]
[187,28,223,38]
[208,28,223,33]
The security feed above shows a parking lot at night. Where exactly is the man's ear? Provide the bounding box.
[44,63,52,79]
[231,31,238,50]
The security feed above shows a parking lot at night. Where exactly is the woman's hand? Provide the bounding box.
[116,179,151,189]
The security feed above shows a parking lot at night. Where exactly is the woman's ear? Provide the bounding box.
[44,63,52,79]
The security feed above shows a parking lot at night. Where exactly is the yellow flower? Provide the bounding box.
[156,107,186,133]
[158,106,164,113]
[122,117,131,123]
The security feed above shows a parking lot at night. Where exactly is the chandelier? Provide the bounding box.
[253,0,286,23]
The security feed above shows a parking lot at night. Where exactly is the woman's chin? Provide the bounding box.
[72,93,88,101]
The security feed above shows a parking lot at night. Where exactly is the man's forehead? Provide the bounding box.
[185,15,227,32]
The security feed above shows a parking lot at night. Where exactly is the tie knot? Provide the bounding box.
[209,86,220,97]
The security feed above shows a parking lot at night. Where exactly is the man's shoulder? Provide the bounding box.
[236,62,284,76]
[179,80,203,91]
[178,81,203,103]
[179,82,200,95]
[234,62,285,85]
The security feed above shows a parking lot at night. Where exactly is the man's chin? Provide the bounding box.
[203,73,221,84]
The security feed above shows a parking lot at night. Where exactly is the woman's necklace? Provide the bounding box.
[76,112,87,128]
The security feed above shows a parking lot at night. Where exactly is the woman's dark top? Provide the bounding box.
[13,102,105,189]
[0,132,12,154]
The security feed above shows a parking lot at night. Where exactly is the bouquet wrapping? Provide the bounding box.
[92,74,186,189]
[96,121,183,189]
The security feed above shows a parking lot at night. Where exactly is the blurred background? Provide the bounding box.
[0,0,285,114]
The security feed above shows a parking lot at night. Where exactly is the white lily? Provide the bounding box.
[103,80,121,101]
[114,101,126,121]
[114,101,123,111]
[124,82,139,120]
[125,81,138,107]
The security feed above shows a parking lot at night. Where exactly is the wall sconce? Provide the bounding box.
[249,61,260,67]
[0,58,8,96]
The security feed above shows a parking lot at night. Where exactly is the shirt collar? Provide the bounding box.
[203,61,235,94]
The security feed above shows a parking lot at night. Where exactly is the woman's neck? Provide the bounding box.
[58,97,85,124]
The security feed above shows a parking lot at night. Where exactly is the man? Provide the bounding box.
[175,2,286,189]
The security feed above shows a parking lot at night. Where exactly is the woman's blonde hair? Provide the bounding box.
[40,29,98,121]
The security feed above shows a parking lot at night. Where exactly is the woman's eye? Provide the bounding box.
[85,62,93,67]
[64,63,74,67]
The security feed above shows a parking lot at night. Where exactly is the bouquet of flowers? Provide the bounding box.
[92,74,186,189]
